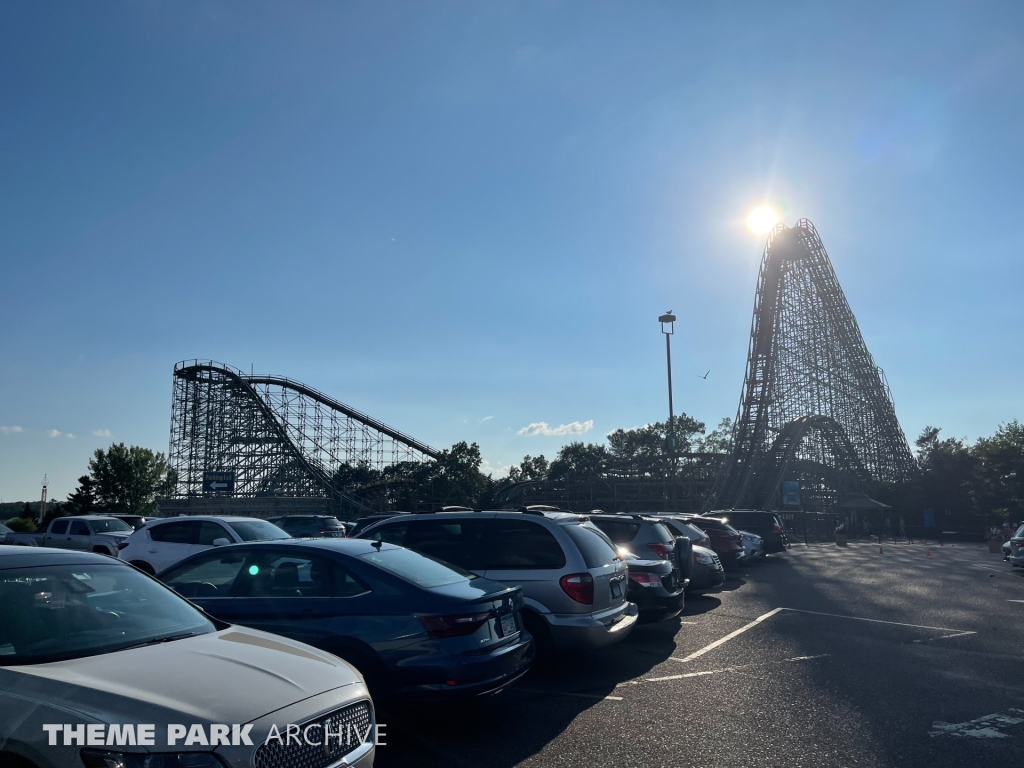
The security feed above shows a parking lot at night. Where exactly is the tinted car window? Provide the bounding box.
[242,552,340,598]
[163,552,247,598]
[661,520,707,541]
[590,520,640,545]
[50,519,69,535]
[90,519,132,533]
[369,522,408,545]
[359,547,477,588]
[1015,525,1024,538]
[484,520,566,569]
[226,520,290,541]
[150,521,197,544]
[651,522,674,544]
[69,521,89,536]
[196,521,232,546]
[564,523,618,568]
[0,562,216,665]
[405,520,488,570]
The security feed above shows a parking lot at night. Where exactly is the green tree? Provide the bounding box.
[973,420,1024,520]
[66,475,99,515]
[914,427,977,519]
[4,517,36,533]
[694,417,733,453]
[508,454,549,483]
[89,443,177,516]
[548,442,611,481]
[421,441,488,507]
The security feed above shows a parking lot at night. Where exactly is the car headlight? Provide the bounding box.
[694,551,715,565]
[81,750,226,768]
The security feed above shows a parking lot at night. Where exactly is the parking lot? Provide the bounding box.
[377,542,1024,768]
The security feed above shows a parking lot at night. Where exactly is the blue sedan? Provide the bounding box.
[157,538,534,701]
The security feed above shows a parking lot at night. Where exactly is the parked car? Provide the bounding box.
[738,530,766,563]
[617,549,685,622]
[267,514,347,538]
[1008,524,1024,568]
[3,515,133,556]
[688,544,726,592]
[159,538,534,701]
[587,513,680,562]
[0,545,376,768]
[111,514,149,530]
[347,512,411,538]
[356,510,638,655]
[706,509,788,553]
[0,522,11,536]
[119,515,290,574]
[681,515,746,568]
[649,515,713,549]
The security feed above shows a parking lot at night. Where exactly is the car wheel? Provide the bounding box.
[330,645,389,698]
[130,560,156,575]
[520,609,555,660]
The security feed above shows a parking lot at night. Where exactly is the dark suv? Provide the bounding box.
[706,509,788,553]
[266,515,346,538]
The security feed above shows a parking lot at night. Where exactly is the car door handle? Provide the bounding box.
[147,549,158,553]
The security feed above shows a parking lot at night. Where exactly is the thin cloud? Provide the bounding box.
[48,430,74,439]
[0,426,23,434]
[478,416,494,423]
[518,420,594,437]
[92,429,112,437]
[480,458,511,478]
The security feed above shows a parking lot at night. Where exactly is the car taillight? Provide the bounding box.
[628,571,661,587]
[646,543,670,559]
[772,524,782,534]
[559,573,594,604]
[418,612,492,639]
[117,540,129,550]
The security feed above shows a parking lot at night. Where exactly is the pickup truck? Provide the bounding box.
[2,515,134,556]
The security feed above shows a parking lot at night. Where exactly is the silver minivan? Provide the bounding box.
[358,511,638,654]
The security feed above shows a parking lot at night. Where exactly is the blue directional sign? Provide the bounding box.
[203,471,235,495]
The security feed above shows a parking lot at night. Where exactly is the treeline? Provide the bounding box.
[3,444,175,532]
[881,422,1024,523]
[335,415,733,510]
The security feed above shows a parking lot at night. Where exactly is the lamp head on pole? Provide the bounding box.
[659,311,676,335]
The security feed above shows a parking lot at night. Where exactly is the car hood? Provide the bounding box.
[95,531,131,539]
[3,626,360,724]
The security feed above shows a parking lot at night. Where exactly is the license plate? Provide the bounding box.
[500,614,517,637]
[611,579,623,599]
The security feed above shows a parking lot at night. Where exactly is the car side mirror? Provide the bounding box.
[211,538,231,547]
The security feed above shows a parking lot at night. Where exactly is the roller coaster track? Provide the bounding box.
[168,361,439,511]
[710,220,916,511]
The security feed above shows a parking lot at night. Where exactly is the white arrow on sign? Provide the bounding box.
[209,481,230,490]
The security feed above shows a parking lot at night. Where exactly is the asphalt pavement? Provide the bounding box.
[374,541,1024,768]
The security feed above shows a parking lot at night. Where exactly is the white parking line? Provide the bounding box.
[670,608,973,663]
[673,608,785,662]
[911,631,977,644]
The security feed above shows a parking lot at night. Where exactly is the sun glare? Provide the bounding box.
[747,206,778,234]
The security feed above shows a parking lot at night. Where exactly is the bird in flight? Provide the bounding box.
[697,370,710,379]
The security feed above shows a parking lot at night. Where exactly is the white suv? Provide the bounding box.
[120,516,290,574]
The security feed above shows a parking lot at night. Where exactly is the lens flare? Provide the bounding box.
[747,206,778,234]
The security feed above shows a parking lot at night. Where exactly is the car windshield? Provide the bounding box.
[358,546,478,588]
[1015,525,1024,538]
[226,520,290,541]
[89,518,133,533]
[0,562,216,665]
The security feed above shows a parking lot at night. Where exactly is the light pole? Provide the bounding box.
[659,312,678,453]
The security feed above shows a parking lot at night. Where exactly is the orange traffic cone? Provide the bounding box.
[926,549,931,557]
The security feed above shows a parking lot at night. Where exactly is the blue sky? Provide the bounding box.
[2,2,1022,501]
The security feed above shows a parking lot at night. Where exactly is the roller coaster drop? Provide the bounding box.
[168,361,439,512]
